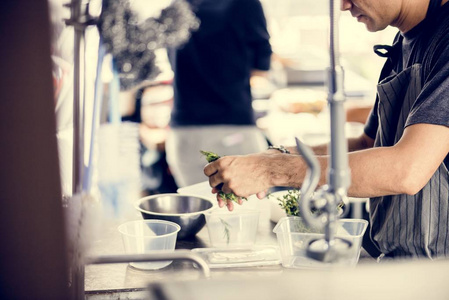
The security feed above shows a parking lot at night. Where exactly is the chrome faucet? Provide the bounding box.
[296,0,352,263]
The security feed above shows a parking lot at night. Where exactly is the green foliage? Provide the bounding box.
[274,189,301,217]
[269,189,346,218]
[200,150,220,163]
[200,150,247,204]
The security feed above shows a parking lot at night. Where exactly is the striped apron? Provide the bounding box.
[369,61,449,258]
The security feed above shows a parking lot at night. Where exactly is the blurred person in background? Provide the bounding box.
[204,0,449,259]
[166,0,272,187]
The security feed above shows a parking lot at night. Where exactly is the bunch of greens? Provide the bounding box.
[269,189,327,233]
[200,150,247,204]
[269,189,345,218]
[271,189,301,217]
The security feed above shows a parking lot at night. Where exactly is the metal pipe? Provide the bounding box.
[327,0,350,194]
[69,0,83,195]
[68,1,85,297]
[85,251,211,278]
[64,1,97,298]
[296,0,352,263]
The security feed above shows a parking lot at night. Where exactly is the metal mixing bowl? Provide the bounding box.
[135,193,215,239]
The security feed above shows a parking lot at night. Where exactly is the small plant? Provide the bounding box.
[272,189,301,217]
[269,189,323,233]
[269,189,345,218]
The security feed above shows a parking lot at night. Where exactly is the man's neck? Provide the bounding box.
[393,0,431,33]
[395,0,448,33]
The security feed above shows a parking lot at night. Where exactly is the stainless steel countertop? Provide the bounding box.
[84,198,375,296]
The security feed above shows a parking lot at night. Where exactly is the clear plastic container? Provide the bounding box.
[273,216,368,269]
[205,209,260,248]
[118,219,180,270]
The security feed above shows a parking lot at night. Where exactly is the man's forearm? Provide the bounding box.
[277,147,412,198]
[345,147,410,197]
[284,144,328,155]
[284,134,371,156]
[278,142,411,198]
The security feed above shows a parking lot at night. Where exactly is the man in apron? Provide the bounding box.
[204,0,449,259]
[166,0,272,188]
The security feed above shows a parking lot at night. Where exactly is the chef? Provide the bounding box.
[204,0,449,259]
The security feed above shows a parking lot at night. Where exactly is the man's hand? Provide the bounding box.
[211,186,268,211]
[204,153,278,210]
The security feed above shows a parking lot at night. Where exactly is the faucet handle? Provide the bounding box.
[295,137,323,228]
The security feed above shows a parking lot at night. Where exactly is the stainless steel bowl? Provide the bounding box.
[135,193,215,239]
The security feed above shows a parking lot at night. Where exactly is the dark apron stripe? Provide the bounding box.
[388,80,400,105]
[380,84,394,110]
[405,197,411,254]
[396,194,401,250]
[429,177,432,254]
[436,170,440,252]
[372,60,447,258]
[445,169,449,255]
[412,194,419,255]
[378,103,391,144]
[408,194,417,255]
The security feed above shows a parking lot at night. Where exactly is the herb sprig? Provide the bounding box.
[268,189,345,217]
[220,218,232,244]
[200,150,248,204]
[272,189,301,217]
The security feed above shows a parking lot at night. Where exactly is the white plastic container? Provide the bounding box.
[273,216,368,269]
[206,209,260,248]
[118,219,180,270]
[191,245,281,268]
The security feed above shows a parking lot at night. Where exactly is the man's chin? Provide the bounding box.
[365,24,377,32]
[364,22,382,32]
[360,18,388,32]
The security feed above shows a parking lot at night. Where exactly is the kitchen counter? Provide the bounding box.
[84,198,375,299]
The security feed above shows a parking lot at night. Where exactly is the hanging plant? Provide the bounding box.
[98,0,199,90]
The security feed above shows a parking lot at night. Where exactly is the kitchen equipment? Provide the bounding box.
[205,209,260,248]
[118,219,180,270]
[273,216,367,269]
[293,0,352,264]
[191,245,281,268]
[135,193,214,239]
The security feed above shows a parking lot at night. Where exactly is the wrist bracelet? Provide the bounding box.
[268,145,290,154]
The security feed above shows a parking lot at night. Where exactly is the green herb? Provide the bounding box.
[268,189,345,218]
[200,150,220,163]
[220,218,231,244]
[272,189,301,217]
[200,150,248,204]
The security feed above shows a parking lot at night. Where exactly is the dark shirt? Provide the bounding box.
[168,0,272,127]
[364,0,449,154]
[363,0,449,258]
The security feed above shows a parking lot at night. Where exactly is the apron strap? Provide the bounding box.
[372,0,445,78]
[373,45,394,58]
[373,0,442,59]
